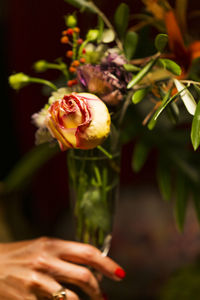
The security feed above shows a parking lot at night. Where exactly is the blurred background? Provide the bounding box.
[1,0,200,299]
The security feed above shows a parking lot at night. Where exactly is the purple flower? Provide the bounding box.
[77,54,132,106]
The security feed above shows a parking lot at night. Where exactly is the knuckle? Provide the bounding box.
[79,268,93,285]
[30,253,48,270]
[82,245,98,261]
[36,236,50,247]
[35,236,59,252]
[26,271,40,289]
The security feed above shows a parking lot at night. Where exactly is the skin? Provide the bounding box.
[0,237,123,300]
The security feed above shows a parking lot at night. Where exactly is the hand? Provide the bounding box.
[0,237,125,300]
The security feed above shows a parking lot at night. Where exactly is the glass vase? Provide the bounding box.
[67,142,121,252]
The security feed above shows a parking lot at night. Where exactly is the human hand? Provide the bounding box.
[0,237,125,300]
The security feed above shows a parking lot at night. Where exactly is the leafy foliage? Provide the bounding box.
[155,33,168,52]
[124,31,138,60]
[114,3,130,40]
[191,99,200,150]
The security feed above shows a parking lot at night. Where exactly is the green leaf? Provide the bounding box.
[127,58,157,89]
[132,141,150,172]
[124,31,138,60]
[148,88,173,130]
[191,99,200,150]
[159,58,182,76]
[174,79,197,115]
[193,84,200,97]
[64,0,96,12]
[114,3,130,40]
[80,187,110,231]
[157,159,172,201]
[123,64,141,72]
[174,173,188,232]
[155,34,168,52]
[167,102,180,124]
[132,88,148,104]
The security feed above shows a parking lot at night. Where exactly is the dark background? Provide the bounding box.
[0,0,148,232]
[2,1,200,299]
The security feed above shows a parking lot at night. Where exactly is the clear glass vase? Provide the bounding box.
[67,142,121,252]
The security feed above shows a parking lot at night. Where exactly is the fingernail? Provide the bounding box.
[115,267,126,279]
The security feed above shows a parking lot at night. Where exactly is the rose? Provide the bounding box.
[45,93,111,150]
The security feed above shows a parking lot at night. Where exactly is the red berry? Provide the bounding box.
[62,30,68,35]
[60,36,69,44]
[66,50,73,58]
[80,57,86,64]
[69,66,76,73]
[67,28,74,35]
[77,38,83,45]
[72,60,80,67]
[67,80,73,87]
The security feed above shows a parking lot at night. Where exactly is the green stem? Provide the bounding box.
[29,77,57,91]
[119,91,133,126]
[46,63,69,80]
[78,39,89,59]
[127,53,160,89]
[72,32,78,60]
[97,145,113,159]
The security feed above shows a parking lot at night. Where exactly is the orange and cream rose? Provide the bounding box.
[45,93,111,150]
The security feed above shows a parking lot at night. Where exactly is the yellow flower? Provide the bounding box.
[45,93,111,150]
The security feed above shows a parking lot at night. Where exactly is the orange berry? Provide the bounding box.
[67,28,74,35]
[69,66,76,73]
[80,57,86,64]
[67,79,78,87]
[67,80,73,87]
[82,48,86,54]
[62,30,68,35]
[66,50,73,58]
[77,38,83,45]
[72,60,80,67]
[74,27,80,33]
[61,36,69,44]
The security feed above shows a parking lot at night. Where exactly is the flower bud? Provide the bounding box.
[34,60,48,72]
[9,73,30,90]
[65,14,77,28]
[45,93,111,150]
[86,29,99,42]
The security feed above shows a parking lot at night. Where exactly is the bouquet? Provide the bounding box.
[8,0,200,250]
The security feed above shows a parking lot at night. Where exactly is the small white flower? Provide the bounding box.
[32,107,49,128]
[48,87,71,105]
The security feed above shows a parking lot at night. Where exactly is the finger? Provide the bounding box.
[0,280,36,300]
[38,256,103,300]
[49,240,126,281]
[29,271,80,300]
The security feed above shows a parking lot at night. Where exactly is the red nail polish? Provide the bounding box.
[115,267,126,279]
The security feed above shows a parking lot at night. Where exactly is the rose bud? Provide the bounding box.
[45,93,111,151]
